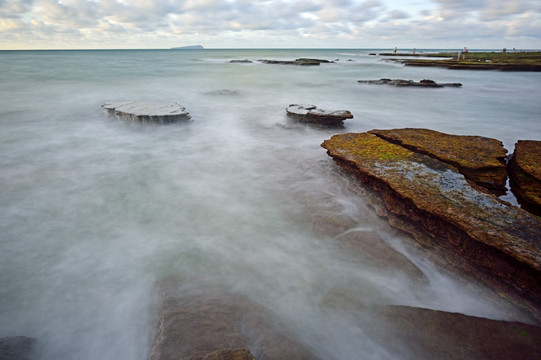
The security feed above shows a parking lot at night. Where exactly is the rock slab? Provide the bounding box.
[103,101,190,123]
[358,78,462,87]
[149,277,319,360]
[369,128,508,192]
[321,131,541,322]
[371,305,541,360]
[286,104,353,126]
[509,140,541,215]
[259,58,333,66]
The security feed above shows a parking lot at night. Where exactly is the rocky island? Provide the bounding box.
[321,129,541,322]
[171,45,204,50]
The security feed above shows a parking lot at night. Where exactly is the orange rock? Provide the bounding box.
[321,132,541,322]
[509,140,541,215]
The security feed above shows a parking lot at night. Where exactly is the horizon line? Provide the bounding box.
[2,47,538,52]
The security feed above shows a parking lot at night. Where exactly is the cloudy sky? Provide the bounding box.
[1,0,540,49]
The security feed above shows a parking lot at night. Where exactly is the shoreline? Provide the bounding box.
[379,51,541,71]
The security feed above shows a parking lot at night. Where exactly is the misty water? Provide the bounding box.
[1,49,540,359]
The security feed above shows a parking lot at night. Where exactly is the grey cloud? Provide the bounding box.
[388,9,410,19]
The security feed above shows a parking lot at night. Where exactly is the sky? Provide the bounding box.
[1,0,540,50]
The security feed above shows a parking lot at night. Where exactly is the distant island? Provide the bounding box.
[171,45,204,50]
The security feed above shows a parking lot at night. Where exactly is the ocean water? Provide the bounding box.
[0,49,540,359]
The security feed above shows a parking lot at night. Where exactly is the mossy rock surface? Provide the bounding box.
[371,305,541,360]
[509,140,541,214]
[369,128,507,192]
[321,131,541,321]
[321,132,539,263]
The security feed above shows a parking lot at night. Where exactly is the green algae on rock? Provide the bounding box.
[368,128,508,193]
[321,132,541,322]
[509,140,541,215]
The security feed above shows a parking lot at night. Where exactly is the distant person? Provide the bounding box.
[413,48,416,54]
[462,46,468,60]
[503,48,507,53]
[393,47,397,53]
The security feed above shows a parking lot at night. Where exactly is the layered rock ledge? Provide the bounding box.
[358,78,462,88]
[103,101,190,123]
[509,140,541,215]
[321,131,541,322]
[368,128,508,193]
[286,104,353,127]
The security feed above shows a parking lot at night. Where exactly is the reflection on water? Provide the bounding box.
[1,49,540,359]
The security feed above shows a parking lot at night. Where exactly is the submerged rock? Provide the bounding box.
[332,229,428,287]
[102,101,190,123]
[149,277,319,360]
[286,104,353,127]
[509,140,541,215]
[358,78,462,87]
[0,336,37,360]
[369,128,508,193]
[321,132,541,322]
[230,59,252,63]
[371,305,541,360]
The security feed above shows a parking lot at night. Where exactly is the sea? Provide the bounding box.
[1,48,540,359]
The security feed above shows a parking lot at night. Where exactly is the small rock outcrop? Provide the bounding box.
[103,101,190,123]
[0,336,37,360]
[509,140,541,215]
[230,59,253,63]
[358,78,462,87]
[369,128,508,193]
[371,305,541,360]
[149,277,319,360]
[321,131,541,322]
[286,104,353,127]
[259,58,334,66]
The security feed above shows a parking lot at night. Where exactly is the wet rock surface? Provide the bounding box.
[358,78,462,87]
[321,131,541,322]
[509,140,541,215]
[0,336,37,360]
[286,104,353,127]
[149,277,319,360]
[371,305,541,360]
[369,128,508,192]
[103,101,190,123]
